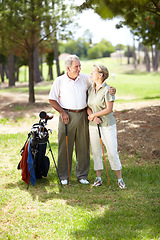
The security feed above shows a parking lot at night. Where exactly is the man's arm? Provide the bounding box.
[49,99,69,124]
[109,86,116,95]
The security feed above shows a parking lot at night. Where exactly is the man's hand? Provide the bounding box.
[49,100,69,124]
[109,86,116,96]
[61,111,69,124]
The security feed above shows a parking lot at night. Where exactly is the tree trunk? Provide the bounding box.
[0,64,5,82]
[8,54,15,87]
[28,50,35,103]
[144,47,150,72]
[15,68,19,82]
[153,46,159,72]
[127,46,130,64]
[40,55,43,77]
[133,38,137,69]
[34,46,43,83]
[49,65,53,80]
[151,45,154,70]
[5,65,9,79]
[54,39,60,76]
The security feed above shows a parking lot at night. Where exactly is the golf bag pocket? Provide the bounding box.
[35,143,50,179]
[20,141,30,184]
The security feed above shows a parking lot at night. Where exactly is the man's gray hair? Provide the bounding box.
[65,55,79,71]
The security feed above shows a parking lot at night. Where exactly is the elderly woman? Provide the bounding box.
[87,65,126,189]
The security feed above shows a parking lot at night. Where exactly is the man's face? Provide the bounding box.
[67,60,81,80]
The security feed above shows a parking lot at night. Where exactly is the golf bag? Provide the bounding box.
[17,111,62,189]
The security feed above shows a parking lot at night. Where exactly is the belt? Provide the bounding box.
[64,108,86,113]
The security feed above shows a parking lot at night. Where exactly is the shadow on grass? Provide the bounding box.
[4,140,62,201]
[71,194,160,239]
[143,95,160,100]
[5,167,63,202]
[116,96,160,103]
[68,165,160,240]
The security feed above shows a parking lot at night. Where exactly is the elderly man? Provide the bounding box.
[49,55,115,185]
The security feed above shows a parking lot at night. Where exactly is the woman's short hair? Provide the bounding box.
[65,55,79,71]
[94,64,109,81]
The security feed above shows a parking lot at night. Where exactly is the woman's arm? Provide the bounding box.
[87,106,102,124]
[89,101,114,121]
[87,106,93,116]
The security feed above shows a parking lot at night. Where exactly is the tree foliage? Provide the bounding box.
[61,38,90,58]
[87,39,115,59]
[79,0,160,48]
[0,0,74,102]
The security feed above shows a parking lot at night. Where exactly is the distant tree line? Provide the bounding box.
[79,0,160,72]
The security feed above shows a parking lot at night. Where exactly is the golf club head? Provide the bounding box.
[109,186,115,191]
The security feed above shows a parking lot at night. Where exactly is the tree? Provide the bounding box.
[115,44,126,51]
[0,0,74,102]
[7,54,15,86]
[83,29,93,44]
[62,38,90,58]
[87,39,114,59]
[0,54,7,83]
[46,51,55,80]
[87,44,104,59]
[79,0,160,48]
[34,46,43,83]
[79,0,160,71]
[124,46,133,64]
[100,39,115,57]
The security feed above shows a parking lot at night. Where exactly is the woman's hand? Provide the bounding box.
[93,117,102,124]
[88,114,102,124]
[88,113,95,121]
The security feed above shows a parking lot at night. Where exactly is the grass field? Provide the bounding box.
[0,58,160,239]
[1,57,160,102]
[0,131,160,240]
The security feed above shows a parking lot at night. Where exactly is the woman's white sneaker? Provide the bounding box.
[118,179,126,189]
[93,178,102,187]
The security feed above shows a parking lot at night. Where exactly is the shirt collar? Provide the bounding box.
[93,81,106,89]
[65,73,80,82]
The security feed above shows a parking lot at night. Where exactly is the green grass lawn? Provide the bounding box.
[0,131,160,240]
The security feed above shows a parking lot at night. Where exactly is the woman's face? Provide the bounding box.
[91,66,100,82]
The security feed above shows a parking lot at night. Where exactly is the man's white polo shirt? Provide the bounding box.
[49,73,92,110]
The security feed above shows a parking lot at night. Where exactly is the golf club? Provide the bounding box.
[97,124,115,191]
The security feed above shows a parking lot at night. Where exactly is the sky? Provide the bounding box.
[73,9,134,47]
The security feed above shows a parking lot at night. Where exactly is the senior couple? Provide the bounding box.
[49,55,126,189]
